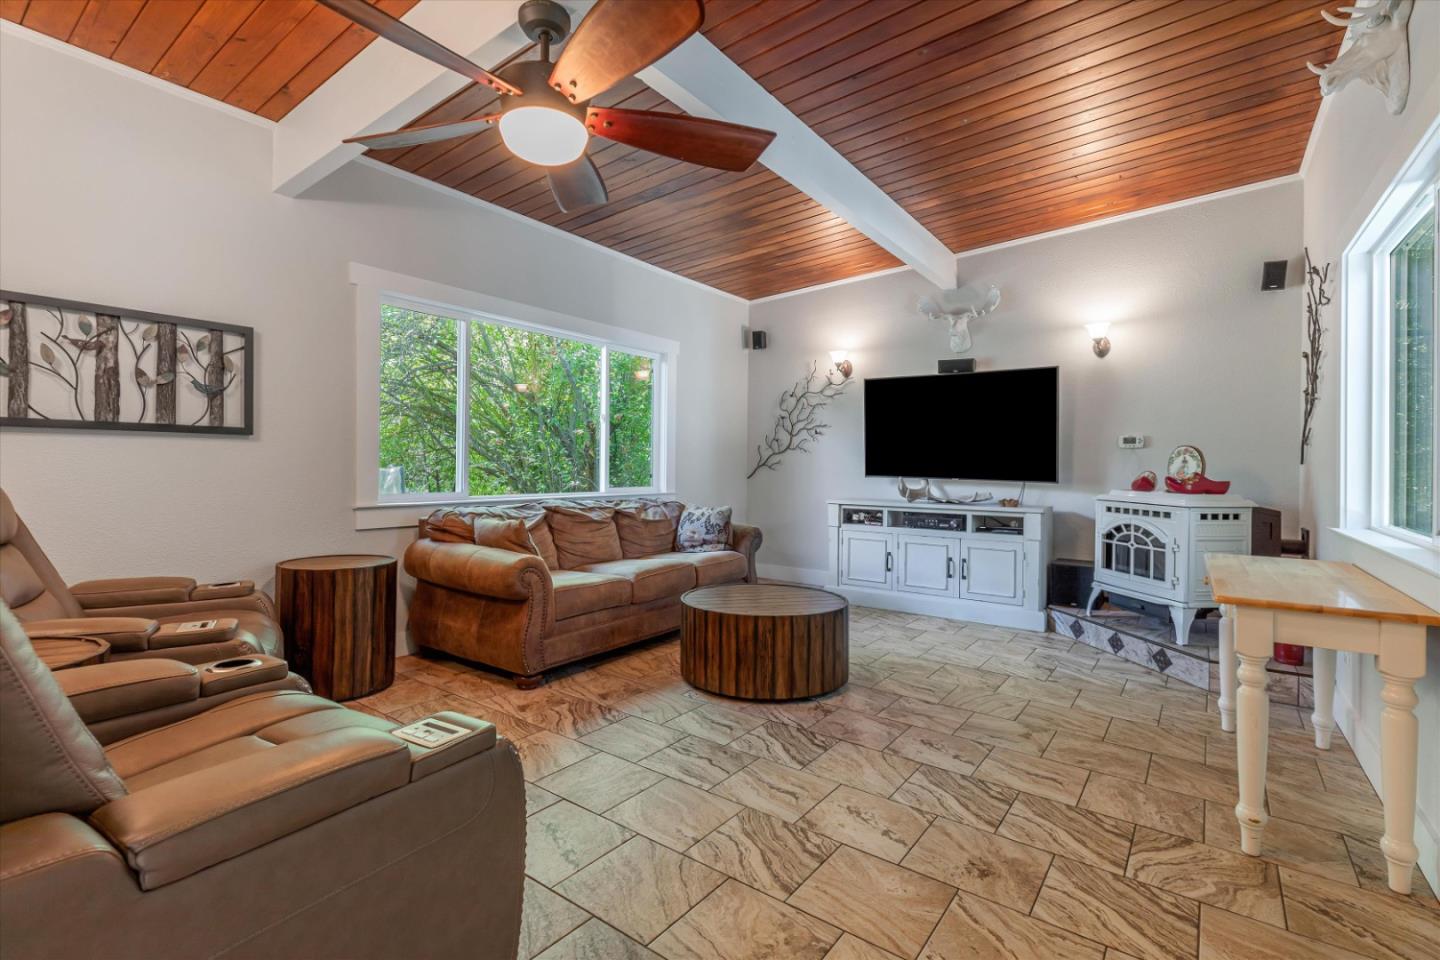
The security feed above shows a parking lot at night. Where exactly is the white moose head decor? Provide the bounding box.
[919,284,1001,354]
[1308,0,1413,115]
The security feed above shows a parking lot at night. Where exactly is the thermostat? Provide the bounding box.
[1118,434,1147,449]
[393,717,471,749]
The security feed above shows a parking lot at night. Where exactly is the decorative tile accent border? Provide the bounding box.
[1048,608,1304,702]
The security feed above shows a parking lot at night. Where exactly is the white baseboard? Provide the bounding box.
[757,563,828,586]
[1335,681,1440,890]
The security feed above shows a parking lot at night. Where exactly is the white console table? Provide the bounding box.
[826,499,1051,632]
[1207,554,1438,896]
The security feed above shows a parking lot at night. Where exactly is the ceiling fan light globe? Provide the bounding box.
[498,106,588,166]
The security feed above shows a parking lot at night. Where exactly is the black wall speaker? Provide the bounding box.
[1261,260,1288,291]
[750,330,768,350]
[937,358,976,374]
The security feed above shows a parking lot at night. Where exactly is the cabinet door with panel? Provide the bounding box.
[959,539,1024,606]
[840,530,894,590]
[896,534,958,597]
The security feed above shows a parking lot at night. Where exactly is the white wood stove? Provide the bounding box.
[1086,490,1258,646]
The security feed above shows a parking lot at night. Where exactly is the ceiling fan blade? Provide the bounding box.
[345,115,500,151]
[587,108,775,172]
[547,155,609,213]
[549,0,703,104]
[317,0,520,95]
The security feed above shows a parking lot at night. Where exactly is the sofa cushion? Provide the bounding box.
[547,506,623,569]
[677,506,733,553]
[528,518,560,569]
[471,518,537,555]
[614,502,683,559]
[575,558,697,604]
[550,571,633,620]
[649,550,748,586]
[425,509,479,544]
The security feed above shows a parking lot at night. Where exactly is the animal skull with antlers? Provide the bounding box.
[919,284,1002,354]
[1308,0,1413,115]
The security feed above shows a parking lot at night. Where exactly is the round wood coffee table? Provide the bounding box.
[681,584,848,700]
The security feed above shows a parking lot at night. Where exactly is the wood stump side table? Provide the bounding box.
[276,554,396,701]
[681,584,848,700]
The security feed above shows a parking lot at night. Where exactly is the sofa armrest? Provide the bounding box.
[89,728,410,890]
[70,577,197,609]
[404,539,551,601]
[22,617,158,653]
[56,660,200,723]
[732,523,763,583]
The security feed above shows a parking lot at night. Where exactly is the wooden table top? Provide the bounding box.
[34,636,110,669]
[682,584,848,616]
[1206,555,1440,627]
[276,554,395,571]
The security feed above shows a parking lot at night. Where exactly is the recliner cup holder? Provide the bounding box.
[207,657,263,674]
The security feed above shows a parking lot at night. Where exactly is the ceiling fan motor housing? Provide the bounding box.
[498,59,587,122]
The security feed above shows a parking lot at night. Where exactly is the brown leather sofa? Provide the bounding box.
[1,489,281,663]
[405,498,761,686]
[0,602,525,960]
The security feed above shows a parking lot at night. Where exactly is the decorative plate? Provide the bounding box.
[1167,444,1205,483]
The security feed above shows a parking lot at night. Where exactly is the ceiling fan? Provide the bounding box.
[319,0,777,212]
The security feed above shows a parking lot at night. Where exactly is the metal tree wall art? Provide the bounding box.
[0,291,253,435]
[748,361,850,479]
[1301,249,1330,465]
[1308,0,1413,115]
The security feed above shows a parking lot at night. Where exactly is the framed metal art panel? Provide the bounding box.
[0,291,253,436]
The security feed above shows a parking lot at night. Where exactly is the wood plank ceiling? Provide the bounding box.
[5,0,1341,299]
[367,0,1338,299]
[0,0,418,120]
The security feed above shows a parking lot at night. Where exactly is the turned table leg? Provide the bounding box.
[1310,647,1336,750]
[1218,606,1236,733]
[1376,622,1425,896]
[1234,615,1272,856]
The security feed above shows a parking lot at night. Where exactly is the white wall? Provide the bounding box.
[1301,0,1440,890]
[0,30,750,651]
[746,182,1305,580]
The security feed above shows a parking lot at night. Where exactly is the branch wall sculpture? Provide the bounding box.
[748,361,850,479]
[1301,248,1330,465]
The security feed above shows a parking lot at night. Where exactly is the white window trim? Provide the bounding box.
[350,263,679,530]
[1338,115,1440,573]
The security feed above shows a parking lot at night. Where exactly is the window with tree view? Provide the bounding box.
[379,303,658,499]
[1384,189,1436,541]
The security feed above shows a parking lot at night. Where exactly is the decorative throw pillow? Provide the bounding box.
[546,505,623,569]
[526,516,560,569]
[470,518,538,555]
[615,501,684,558]
[677,506,732,553]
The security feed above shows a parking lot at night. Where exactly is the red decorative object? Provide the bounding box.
[1274,643,1306,666]
[1164,472,1232,494]
[1131,471,1158,492]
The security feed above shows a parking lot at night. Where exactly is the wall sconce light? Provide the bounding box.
[1085,322,1112,358]
[830,350,854,379]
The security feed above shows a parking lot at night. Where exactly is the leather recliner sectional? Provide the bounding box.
[0,601,526,959]
[1,489,282,663]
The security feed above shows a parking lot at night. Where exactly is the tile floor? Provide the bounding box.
[359,607,1439,960]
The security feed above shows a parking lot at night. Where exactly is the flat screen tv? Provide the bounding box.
[864,367,1058,482]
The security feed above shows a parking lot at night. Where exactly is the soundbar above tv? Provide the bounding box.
[863,367,1059,483]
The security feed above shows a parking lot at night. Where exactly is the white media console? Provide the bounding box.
[825,499,1052,631]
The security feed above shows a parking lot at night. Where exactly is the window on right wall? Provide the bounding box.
[1377,184,1436,543]
[1342,122,1440,561]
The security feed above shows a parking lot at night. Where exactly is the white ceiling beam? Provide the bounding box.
[273,0,592,197]
[638,35,955,291]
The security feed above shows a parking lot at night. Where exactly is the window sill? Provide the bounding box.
[1330,527,1440,582]
[355,492,676,531]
